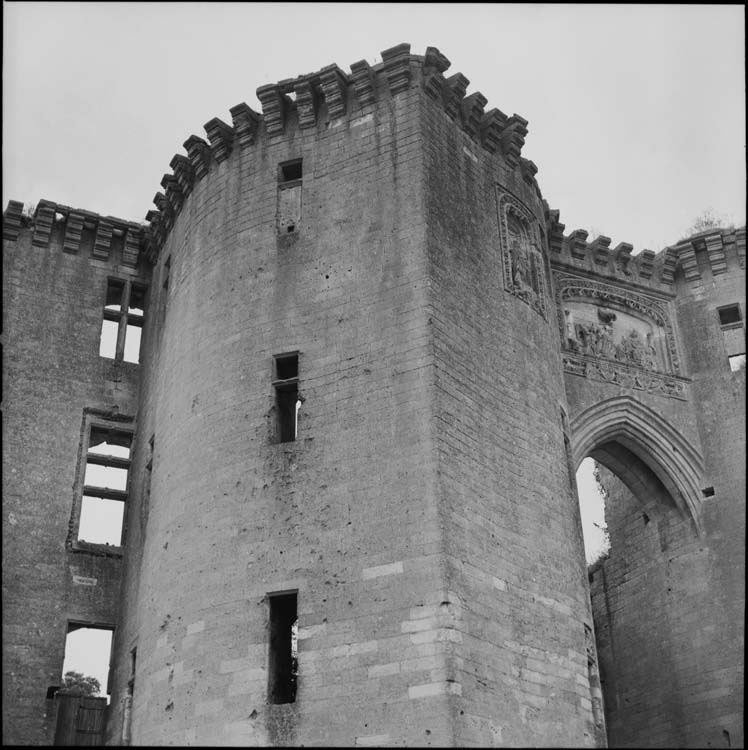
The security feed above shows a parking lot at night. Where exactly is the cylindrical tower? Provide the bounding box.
[109,44,598,746]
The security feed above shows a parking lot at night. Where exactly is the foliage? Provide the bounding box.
[588,461,611,564]
[58,671,101,697]
[682,208,735,239]
[591,462,609,502]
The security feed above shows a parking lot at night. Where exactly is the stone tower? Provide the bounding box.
[2,43,744,747]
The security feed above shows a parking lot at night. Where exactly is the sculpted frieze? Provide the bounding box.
[498,190,548,319]
[555,273,687,399]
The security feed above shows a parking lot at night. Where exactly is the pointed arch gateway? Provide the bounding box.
[570,396,705,533]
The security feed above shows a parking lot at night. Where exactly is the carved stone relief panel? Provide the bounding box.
[554,273,688,400]
[498,190,548,319]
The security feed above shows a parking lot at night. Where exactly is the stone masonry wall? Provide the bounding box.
[2,208,147,744]
[107,56,458,746]
[588,238,745,748]
[421,85,599,745]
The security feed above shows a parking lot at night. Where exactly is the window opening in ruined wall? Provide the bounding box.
[57,624,115,703]
[718,303,745,371]
[76,424,133,547]
[277,159,302,234]
[99,279,146,363]
[273,353,301,443]
[268,591,298,704]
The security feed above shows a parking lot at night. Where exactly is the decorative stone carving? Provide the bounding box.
[556,273,687,399]
[498,191,548,318]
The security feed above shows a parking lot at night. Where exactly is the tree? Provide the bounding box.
[58,671,101,697]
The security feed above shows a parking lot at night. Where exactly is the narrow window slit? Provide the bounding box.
[718,304,741,326]
[268,591,298,704]
[273,353,300,443]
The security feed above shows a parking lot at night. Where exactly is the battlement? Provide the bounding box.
[145,43,535,256]
[3,198,148,267]
[545,203,745,294]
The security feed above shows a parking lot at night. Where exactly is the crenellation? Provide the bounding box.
[255,83,292,135]
[203,117,235,163]
[422,66,445,102]
[443,73,470,121]
[636,249,656,279]
[567,229,589,260]
[500,114,528,168]
[319,64,349,120]
[380,43,412,96]
[62,212,85,254]
[183,134,211,180]
[657,245,678,285]
[589,235,612,266]
[349,59,377,107]
[3,200,24,240]
[32,203,55,248]
[293,79,319,130]
[460,92,488,138]
[736,226,746,268]
[479,108,507,154]
[122,227,141,267]
[703,232,728,276]
[423,46,451,75]
[613,242,634,275]
[545,207,566,255]
[152,192,168,213]
[169,154,195,197]
[92,220,113,260]
[160,174,183,215]
[520,158,538,185]
[229,102,261,148]
[675,242,701,282]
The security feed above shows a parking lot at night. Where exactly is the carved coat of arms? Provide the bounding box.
[498,191,547,318]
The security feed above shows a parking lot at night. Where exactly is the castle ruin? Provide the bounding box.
[2,43,745,747]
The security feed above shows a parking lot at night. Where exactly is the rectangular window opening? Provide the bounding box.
[78,427,132,546]
[128,284,146,316]
[279,159,302,183]
[276,387,300,443]
[100,278,147,364]
[123,323,142,364]
[268,592,298,704]
[78,496,125,545]
[99,319,119,359]
[718,304,742,327]
[275,353,298,381]
[105,279,125,311]
[61,625,114,704]
[273,354,300,443]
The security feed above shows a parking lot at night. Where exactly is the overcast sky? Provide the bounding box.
[3,3,745,252]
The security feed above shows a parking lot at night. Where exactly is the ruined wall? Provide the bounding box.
[3,41,744,750]
[2,202,148,744]
[583,229,745,748]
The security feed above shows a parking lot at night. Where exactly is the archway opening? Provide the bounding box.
[577,439,697,749]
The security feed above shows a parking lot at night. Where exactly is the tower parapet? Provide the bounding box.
[143,43,537,257]
[545,204,745,292]
[3,199,148,268]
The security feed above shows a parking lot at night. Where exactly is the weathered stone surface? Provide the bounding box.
[2,43,744,750]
